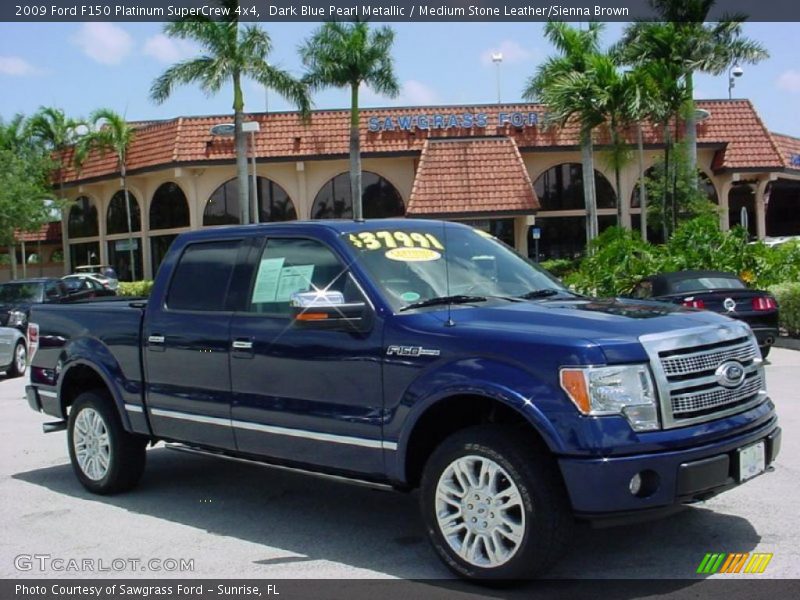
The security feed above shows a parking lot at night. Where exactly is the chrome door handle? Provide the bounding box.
[148,335,165,344]
[232,340,253,350]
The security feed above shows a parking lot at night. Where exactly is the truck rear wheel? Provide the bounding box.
[420,425,573,580]
[67,391,147,495]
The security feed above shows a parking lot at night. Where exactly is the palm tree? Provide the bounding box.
[150,1,310,225]
[300,21,400,221]
[0,114,30,151]
[28,107,86,265]
[618,1,768,183]
[82,108,137,280]
[592,56,639,226]
[523,22,605,243]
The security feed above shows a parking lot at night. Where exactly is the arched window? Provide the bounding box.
[311,172,405,219]
[534,163,616,211]
[106,190,141,234]
[631,168,718,207]
[67,196,99,238]
[150,182,190,230]
[204,177,297,226]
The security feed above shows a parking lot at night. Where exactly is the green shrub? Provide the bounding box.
[567,226,663,296]
[569,217,800,297]
[539,258,580,280]
[770,282,800,337]
[118,280,154,297]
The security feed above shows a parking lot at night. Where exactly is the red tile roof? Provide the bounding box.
[770,132,800,171]
[703,100,784,171]
[407,137,539,217]
[58,99,787,184]
[14,221,62,243]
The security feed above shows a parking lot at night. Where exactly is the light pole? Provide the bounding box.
[728,64,743,99]
[242,121,261,224]
[492,52,503,104]
[210,121,260,224]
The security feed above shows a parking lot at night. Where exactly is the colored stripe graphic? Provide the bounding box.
[697,552,772,574]
[744,553,773,573]
[697,553,727,574]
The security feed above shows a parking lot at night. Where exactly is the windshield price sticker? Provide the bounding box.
[348,231,445,251]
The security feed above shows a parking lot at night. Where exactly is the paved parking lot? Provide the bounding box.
[0,349,797,581]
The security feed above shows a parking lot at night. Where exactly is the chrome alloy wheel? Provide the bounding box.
[14,343,26,374]
[435,455,526,568]
[73,408,111,481]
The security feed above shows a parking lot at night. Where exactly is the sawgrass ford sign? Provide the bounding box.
[368,111,542,132]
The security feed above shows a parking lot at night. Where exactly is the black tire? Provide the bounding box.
[7,340,27,378]
[420,425,573,581]
[759,345,771,359]
[67,390,147,494]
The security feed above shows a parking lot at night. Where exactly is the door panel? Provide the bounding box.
[143,238,243,450]
[229,237,385,476]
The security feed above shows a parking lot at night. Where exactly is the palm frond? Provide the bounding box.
[150,57,221,103]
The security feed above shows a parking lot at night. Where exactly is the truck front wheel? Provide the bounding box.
[420,426,572,580]
[67,391,147,494]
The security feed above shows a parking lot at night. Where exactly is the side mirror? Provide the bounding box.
[290,290,370,332]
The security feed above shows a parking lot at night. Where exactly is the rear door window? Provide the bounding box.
[167,240,240,311]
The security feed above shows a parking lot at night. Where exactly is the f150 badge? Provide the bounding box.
[386,345,441,357]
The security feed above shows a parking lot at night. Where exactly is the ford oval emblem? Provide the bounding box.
[716,360,746,389]
[723,297,736,312]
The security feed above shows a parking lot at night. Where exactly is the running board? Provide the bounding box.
[163,443,396,492]
[42,421,67,433]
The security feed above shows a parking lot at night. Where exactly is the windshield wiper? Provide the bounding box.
[399,295,487,312]
[518,289,561,300]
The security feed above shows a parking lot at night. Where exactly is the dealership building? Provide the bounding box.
[7,98,799,282]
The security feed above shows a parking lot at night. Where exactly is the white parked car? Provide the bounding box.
[0,326,27,378]
[73,265,119,291]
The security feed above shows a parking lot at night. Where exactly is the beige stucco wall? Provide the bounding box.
[60,148,764,280]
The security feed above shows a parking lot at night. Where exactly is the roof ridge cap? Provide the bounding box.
[744,98,785,168]
[173,116,184,162]
[407,138,432,206]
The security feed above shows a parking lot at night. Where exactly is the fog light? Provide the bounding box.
[629,473,642,496]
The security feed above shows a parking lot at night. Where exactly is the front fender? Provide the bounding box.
[57,336,141,432]
[385,357,571,483]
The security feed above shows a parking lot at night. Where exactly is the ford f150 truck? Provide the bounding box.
[26,220,780,580]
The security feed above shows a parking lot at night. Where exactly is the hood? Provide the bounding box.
[428,296,733,363]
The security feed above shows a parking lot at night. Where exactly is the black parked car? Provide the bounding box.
[0,278,92,334]
[631,270,779,358]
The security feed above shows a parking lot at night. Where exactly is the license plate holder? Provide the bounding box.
[738,441,766,482]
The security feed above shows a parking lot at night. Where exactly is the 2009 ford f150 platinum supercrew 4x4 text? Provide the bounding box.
[26,220,780,580]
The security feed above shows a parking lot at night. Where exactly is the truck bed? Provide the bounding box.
[29,299,147,409]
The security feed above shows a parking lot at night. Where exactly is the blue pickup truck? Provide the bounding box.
[26,220,780,580]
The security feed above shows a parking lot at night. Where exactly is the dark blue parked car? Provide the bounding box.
[26,220,780,580]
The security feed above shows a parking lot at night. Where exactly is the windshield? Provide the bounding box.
[344,225,567,311]
[0,282,43,303]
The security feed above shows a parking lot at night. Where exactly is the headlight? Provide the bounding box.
[560,365,659,432]
[8,310,26,327]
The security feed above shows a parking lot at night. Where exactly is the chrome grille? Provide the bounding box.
[661,339,756,377]
[640,324,767,429]
[671,373,762,416]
